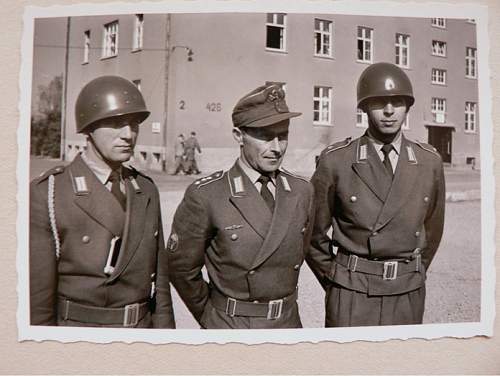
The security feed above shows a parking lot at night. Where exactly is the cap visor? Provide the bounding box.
[242,112,302,128]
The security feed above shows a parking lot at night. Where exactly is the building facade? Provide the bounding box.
[61,13,479,173]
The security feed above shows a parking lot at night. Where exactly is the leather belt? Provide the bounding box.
[58,297,149,327]
[210,289,298,320]
[335,249,422,280]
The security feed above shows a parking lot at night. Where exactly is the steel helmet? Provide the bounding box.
[357,62,415,110]
[75,75,150,133]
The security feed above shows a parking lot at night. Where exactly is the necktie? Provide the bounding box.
[109,170,126,210]
[257,175,275,212]
[381,143,394,178]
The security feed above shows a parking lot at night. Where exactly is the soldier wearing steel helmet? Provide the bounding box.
[307,62,445,326]
[167,84,314,329]
[29,76,175,328]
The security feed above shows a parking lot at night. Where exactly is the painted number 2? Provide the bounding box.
[206,102,222,112]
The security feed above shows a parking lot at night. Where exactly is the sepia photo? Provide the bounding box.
[17,1,494,343]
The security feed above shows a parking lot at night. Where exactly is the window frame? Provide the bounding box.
[101,20,119,59]
[431,97,447,123]
[465,101,477,133]
[431,18,446,28]
[132,14,144,52]
[431,68,447,85]
[431,40,447,57]
[266,13,287,52]
[395,33,410,68]
[357,26,373,63]
[356,108,368,128]
[314,18,333,58]
[466,47,477,79]
[313,86,333,126]
[83,30,90,64]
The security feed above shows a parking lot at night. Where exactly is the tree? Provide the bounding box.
[31,75,62,157]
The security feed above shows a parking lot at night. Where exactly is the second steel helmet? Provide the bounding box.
[75,75,150,133]
[357,62,415,110]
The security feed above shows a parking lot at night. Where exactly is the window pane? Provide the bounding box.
[266,26,282,49]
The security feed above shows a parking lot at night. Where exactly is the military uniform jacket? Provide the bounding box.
[29,154,175,328]
[183,137,201,161]
[168,162,314,328]
[308,134,445,296]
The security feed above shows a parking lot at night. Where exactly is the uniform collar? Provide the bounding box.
[236,158,276,186]
[366,130,402,155]
[81,152,122,184]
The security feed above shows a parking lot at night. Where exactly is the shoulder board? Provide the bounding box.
[33,165,65,184]
[280,168,309,183]
[193,170,224,188]
[324,137,353,155]
[414,141,441,157]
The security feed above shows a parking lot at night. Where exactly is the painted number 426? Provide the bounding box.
[206,102,222,112]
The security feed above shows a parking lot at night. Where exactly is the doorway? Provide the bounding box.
[427,126,453,163]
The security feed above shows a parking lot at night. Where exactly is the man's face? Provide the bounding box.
[365,96,408,142]
[87,114,140,167]
[233,120,290,174]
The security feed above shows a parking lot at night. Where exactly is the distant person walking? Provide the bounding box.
[184,131,202,175]
[172,134,186,175]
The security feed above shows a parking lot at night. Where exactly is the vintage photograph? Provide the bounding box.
[18,1,494,343]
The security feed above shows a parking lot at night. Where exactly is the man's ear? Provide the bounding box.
[232,127,243,146]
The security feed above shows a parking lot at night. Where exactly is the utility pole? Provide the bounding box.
[59,16,71,161]
[162,14,171,172]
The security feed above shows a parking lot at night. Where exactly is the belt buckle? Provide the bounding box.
[123,303,140,327]
[347,254,358,272]
[383,261,398,280]
[225,297,237,317]
[267,299,283,320]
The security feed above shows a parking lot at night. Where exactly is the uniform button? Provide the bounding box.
[253,300,259,304]
[294,264,300,270]
[249,270,255,275]
[414,248,422,254]
[415,231,420,237]
[231,233,238,241]
[372,231,378,236]
[301,227,306,234]
[82,235,90,243]
[424,196,429,203]
[151,273,155,280]
[350,195,357,203]
[154,230,158,237]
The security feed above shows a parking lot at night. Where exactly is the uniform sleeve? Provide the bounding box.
[152,188,176,328]
[306,156,335,290]
[167,186,211,323]
[29,181,58,325]
[422,158,446,269]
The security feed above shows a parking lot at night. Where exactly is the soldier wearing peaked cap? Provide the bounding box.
[30,75,175,328]
[168,84,314,329]
[308,62,446,326]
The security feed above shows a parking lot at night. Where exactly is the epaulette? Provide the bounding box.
[414,141,441,157]
[34,165,65,184]
[280,168,309,183]
[193,170,224,188]
[324,137,353,155]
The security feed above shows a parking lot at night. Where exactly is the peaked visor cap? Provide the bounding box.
[232,84,302,128]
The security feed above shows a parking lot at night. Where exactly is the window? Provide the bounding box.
[266,13,286,51]
[431,97,446,123]
[313,86,332,126]
[314,19,333,57]
[132,79,141,91]
[132,14,144,51]
[356,108,368,128]
[402,114,410,130]
[465,102,477,133]
[102,21,119,58]
[83,30,90,63]
[466,47,477,78]
[431,68,447,85]
[432,40,446,57]
[357,26,373,63]
[395,33,410,68]
[431,18,446,28]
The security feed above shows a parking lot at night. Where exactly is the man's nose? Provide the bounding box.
[269,136,281,152]
[383,102,395,116]
[120,125,134,139]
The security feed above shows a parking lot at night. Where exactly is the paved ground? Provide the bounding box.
[29,157,482,328]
